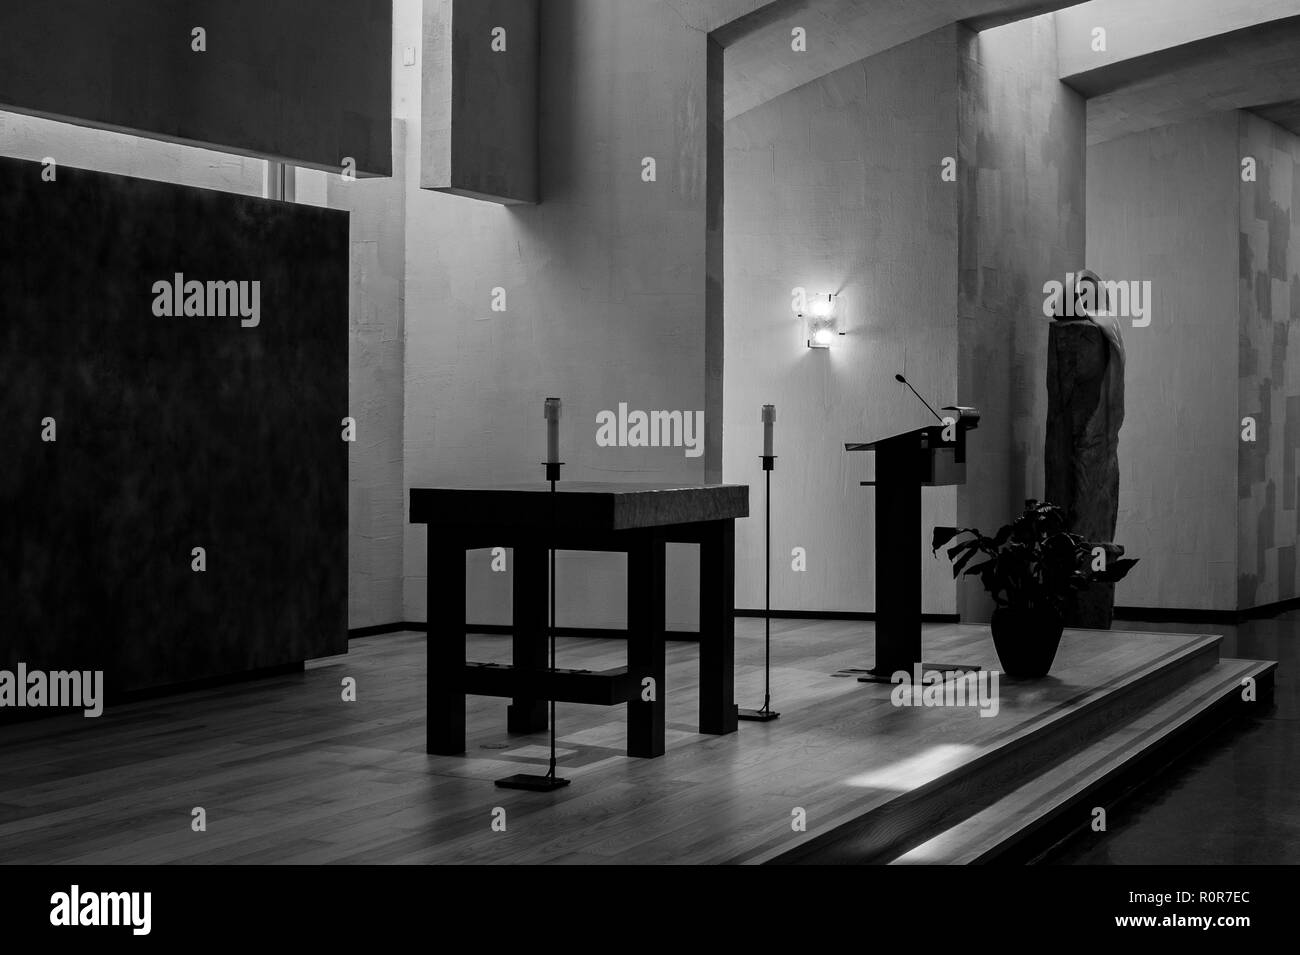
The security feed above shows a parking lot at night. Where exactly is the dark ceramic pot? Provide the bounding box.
[990,605,1064,679]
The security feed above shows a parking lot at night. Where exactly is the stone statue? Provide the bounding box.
[1045,270,1126,628]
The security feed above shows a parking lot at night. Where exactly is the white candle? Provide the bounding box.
[544,397,561,464]
[762,404,775,457]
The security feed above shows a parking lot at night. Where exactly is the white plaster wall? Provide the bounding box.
[398,0,710,630]
[723,28,962,615]
[956,14,1086,622]
[1086,114,1240,610]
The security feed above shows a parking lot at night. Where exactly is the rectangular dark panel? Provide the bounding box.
[422,0,538,203]
[0,156,348,694]
[0,0,391,176]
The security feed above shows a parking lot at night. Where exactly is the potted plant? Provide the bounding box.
[932,501,1138,678]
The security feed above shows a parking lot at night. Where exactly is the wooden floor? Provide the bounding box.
[0,620,1252,864]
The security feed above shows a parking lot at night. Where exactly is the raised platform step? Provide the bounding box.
[761,628,1226,864]
[887,657,1277,865]
[0,621,1263,864]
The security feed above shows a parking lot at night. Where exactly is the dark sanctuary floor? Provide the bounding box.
[1041,612,1300,865]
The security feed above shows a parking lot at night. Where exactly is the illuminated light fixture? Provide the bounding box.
[798,292,841,348]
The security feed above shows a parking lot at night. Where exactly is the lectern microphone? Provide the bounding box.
[895,373,944,422]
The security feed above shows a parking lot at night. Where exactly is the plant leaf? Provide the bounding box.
[947,538,980,562]
[952,546,985,577]
[931,526,959,553]
[1092,557,1139,583]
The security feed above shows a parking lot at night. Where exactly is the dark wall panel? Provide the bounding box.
[0,0,391,177]
[0,157,348,694]
[421,0,538,203]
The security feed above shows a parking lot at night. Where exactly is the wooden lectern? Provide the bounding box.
[845,406,981,682]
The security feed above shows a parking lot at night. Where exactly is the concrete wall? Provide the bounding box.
[720,15,1082,619]
[719,0,1091,121]
[399,0,709,630]
[1056,0,1300,81]
[723,28,962,615]
[321,123,408,630]
[956,14,1086,621]
[0,0,391,176]
[0,112,266,195]
[1238,112,1300,609]
[1086,114,1239,610]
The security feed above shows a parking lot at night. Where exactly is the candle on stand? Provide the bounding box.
[739,402,781,721]
[499,396,570,791]
[762,404,776,457]
[544,397,562,464]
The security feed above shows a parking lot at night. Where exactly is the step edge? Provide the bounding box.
[888,658,1277,865]
[745,634,1225,865]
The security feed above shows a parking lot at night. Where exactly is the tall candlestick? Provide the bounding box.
[544,397,561,464]
[499,396,571,791]
[741,402,781,722]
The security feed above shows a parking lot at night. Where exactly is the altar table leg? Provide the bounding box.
[427,534,467,755]
[507,543,550,734]
[627,532,666,757]
[699,519,738,735]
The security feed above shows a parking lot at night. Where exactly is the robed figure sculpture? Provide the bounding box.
[1046,269,1126,628]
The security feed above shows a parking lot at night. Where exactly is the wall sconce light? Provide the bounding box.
[799,293,841,349]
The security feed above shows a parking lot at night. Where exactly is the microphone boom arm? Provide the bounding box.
[895,373,944,423]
